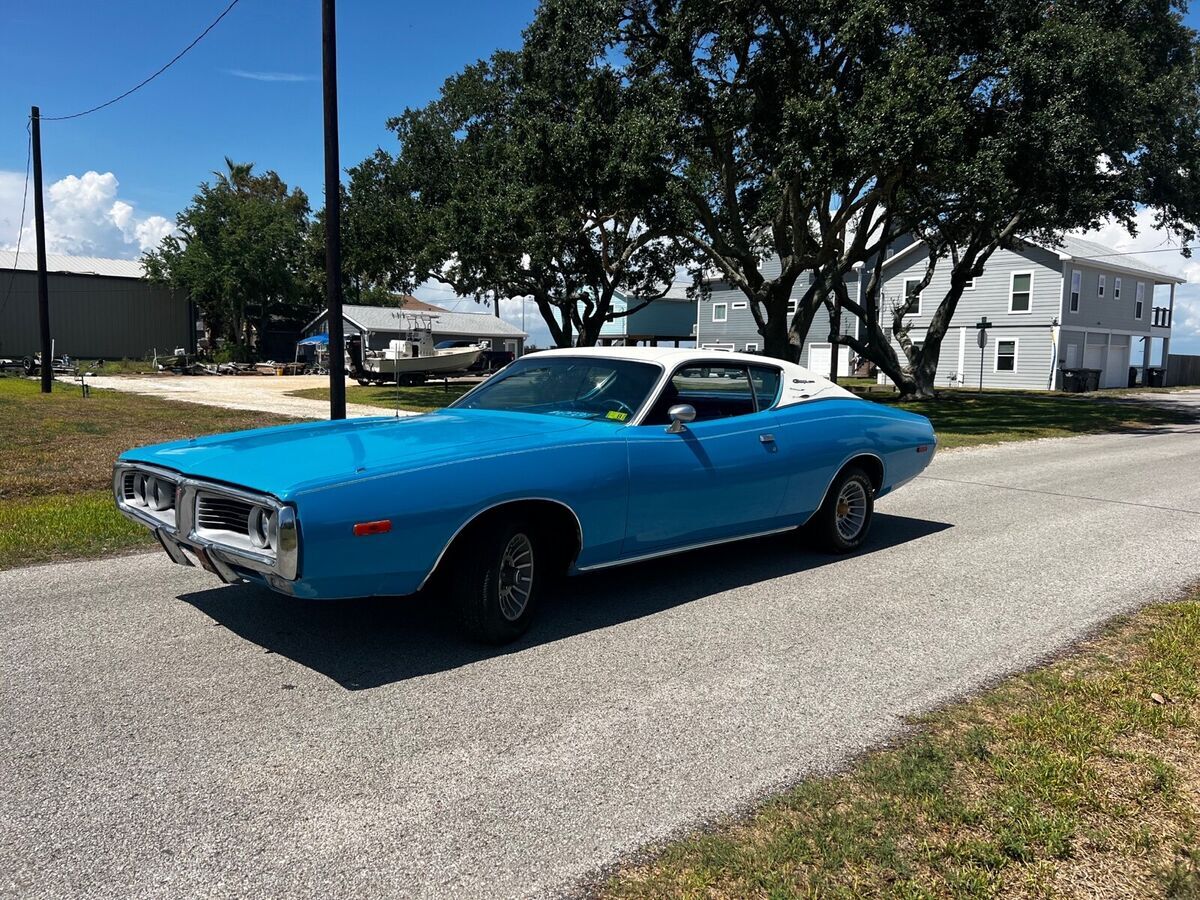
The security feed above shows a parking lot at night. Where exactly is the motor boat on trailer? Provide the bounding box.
[347,318,482,385]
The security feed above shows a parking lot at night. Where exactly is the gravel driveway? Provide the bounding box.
[3,408,1199,899]
[74,374,405,419]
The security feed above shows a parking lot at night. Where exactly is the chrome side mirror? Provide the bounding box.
[665,404,696,434]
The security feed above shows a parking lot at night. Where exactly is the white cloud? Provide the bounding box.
[1072,209,1200,355]
[226,69,314,82]
[0,169,176,258]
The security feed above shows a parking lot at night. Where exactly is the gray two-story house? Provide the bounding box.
[694,256,862,376]
[695,235,1183,390]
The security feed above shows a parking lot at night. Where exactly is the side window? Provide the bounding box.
[644,364,756,425]
[1070,271,1081,312]
[712,303,728,323]
[1010,272,1033,313]
[902,278,924,316]
[748,366,782,409]
[1097,274,1106,298]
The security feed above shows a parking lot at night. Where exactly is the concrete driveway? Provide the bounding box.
[3,415,1200,899]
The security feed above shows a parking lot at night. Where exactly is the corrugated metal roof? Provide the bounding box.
[0,249,146,279]
[341,303,528,338]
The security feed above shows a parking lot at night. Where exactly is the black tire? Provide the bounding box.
[357,378,370,387]
[449,518,543,644]
[810,466,875,554]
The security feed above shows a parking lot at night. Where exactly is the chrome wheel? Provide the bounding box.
[834,479,869,542]
[497,532,535,621]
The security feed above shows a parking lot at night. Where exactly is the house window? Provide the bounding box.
[1114,277,1122,300]
[1009,272,1033,313]
[963,277,976,290]
[1070,271,1081,312]
[787,299,798,314]
[1135,282,1145,319]
[745,342,759,353]
[1098,274,1106,298]
[995,339,1018,372]
[712,303,728,323]
[902,278,923,316]
[731,302,748,310]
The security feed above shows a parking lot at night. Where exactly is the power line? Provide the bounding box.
[41,0,243,121]
[0,120,32,323]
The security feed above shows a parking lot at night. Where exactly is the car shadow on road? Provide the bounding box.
[178,512,952,690]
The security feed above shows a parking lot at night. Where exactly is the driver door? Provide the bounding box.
[622,362,792,556]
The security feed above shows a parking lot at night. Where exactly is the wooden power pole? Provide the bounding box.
[31,106,52,394]
[322,0,346,419]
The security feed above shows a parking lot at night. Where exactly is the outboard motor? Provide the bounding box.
[347,334,365,375]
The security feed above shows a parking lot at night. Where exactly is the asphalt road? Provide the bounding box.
[4,410,1200,899]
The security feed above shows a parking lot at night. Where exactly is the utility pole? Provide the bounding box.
[322,0,346,419]
[31,106,51,394]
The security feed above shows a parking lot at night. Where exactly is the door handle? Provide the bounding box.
[759,433,776,444]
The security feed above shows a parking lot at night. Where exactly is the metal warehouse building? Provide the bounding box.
[0,250,194,361]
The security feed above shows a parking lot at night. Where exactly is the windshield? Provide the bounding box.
[449,356,661,423]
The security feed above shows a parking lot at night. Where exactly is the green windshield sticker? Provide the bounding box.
[606,410,629,422]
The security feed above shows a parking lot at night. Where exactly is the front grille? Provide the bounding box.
[121,471,136,501]
[195,493,255,536]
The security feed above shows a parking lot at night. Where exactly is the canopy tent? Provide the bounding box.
[295,332,331,367]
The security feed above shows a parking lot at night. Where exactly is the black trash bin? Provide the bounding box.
[1128,366,1140,388]
[1083,369,1102,392]
[1147,367,1166,387]
[1062,369,1083,393]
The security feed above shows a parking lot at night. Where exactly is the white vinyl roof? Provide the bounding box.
[531,346,858,406]
[0,249,145,279]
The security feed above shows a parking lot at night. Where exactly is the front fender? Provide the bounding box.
[289,430,629,598]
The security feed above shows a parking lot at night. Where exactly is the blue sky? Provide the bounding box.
[2,0,1199,351]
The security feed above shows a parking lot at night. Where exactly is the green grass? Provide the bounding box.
[0,491,151,569]
[604,594,1200,899]
[77,357,163,375]
[0,376,296,569]
[890,391,1198,449]
[288,382,474,412]
[296,380,1197,448]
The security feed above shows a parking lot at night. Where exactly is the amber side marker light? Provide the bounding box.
[353,520,392,536]
[916,445,930,453]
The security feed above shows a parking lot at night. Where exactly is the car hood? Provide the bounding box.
[120,409,596,500]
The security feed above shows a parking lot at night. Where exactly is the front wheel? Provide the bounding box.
[810,467,874,553]
[449,520,542,643]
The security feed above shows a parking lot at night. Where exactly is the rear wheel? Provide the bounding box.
[449,519,542,643]
[811,466,874,553]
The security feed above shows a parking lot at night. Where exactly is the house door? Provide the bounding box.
[806,344,850,377]
[1083,336,1106,371]
[1104,336,1130,388]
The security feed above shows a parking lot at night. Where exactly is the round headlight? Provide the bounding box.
[147,477,172,511]
[264,509,278,551]
[248,506,272,549]
[132,474,148,506]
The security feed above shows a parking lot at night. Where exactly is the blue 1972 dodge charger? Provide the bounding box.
[114,348,936,643]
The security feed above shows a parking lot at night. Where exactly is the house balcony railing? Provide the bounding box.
[1151,307,1172,328]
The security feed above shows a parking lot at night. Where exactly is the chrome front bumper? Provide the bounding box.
[114,462,300,583]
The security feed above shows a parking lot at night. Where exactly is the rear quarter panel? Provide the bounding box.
[772,399,936,521]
